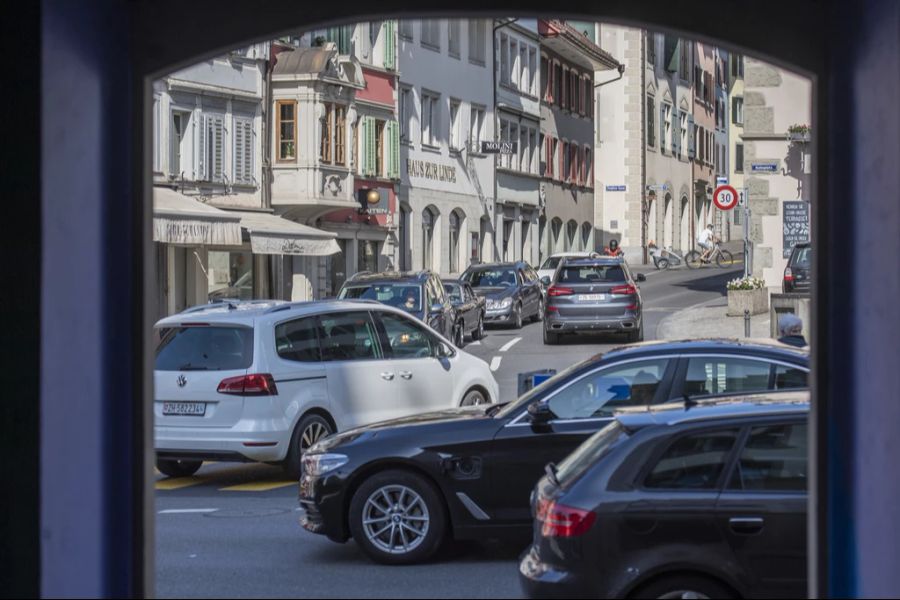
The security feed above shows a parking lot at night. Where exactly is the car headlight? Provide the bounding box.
[499,297,512,309]
[301,453,349,477]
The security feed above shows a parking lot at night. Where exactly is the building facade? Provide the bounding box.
[741,58,812,287]
[727,52,746,241]
[151,43,339,316]
[713,48,732,238]
[537,19,618,264]
[692,42,717,243]
[396,18,495,276]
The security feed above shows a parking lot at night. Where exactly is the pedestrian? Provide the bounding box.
[777,313,808,348]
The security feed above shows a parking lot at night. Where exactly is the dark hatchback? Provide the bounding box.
[461,261,543,329]
[297,340,808,564]
[337,270,455,340]
[443,279,486,345]
[520,393,809,599]
[783,242,811,293]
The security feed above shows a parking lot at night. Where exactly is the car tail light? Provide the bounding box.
[217,373,278,396]
[784,267,794,282]
[538,500,596,537]
[548,286,574,297]
[626,303,639,311]
[611,284,637,295]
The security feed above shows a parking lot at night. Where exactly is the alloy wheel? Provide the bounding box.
[299,421,329,453]
[657,591,710,600]
[362,485,430,555]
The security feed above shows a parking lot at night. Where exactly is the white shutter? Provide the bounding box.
[197,114,207,181]
[213,116,224,182]
[233,118,244,183]
[233,118,253,184]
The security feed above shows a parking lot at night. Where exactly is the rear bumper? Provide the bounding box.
[155,427,289,462]
[544,313,639,332]
[519,546,597,599]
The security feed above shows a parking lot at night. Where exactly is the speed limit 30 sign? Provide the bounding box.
[713,184,739,211]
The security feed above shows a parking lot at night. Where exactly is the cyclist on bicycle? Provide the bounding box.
[697,224,717,262]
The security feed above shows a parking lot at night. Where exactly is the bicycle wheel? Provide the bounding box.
[685,250,702,269]
[716,249,735,268]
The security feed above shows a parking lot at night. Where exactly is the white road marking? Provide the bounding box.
[490,356,502,371]
[499,337,522,352]
[469,340,482,346]
[159,508,219,515]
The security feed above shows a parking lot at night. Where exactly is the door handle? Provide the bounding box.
[380,372,395,381]
[399,371,413,380]
[729,517,764,535]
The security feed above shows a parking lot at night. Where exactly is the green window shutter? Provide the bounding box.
[359,117,369,175]
[384,21,396,70]
[389,120,400,179]
[366,117,376,177]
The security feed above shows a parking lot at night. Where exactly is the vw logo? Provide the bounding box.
[177,374,187,388]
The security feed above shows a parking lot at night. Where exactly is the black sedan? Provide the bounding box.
[520,392,809,599]
[297,340,809,564]
[460,261,543,329]
[443,279,486,345]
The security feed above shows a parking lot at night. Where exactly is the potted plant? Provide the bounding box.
[787,124,811,143]
[726,276,769,316]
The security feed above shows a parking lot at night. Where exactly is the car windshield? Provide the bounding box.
[443,283,463,302]
[463,268,518,288]
[540,257,562,270]
[155,326,254,371]
[554,421,630,487]
[791,246,812,267]
[339,283,423,312]
[494,355,603,419]
[558,265,626,283]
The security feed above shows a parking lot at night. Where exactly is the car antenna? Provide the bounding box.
[683,394,698,409]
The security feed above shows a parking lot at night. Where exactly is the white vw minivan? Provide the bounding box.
[154,300,499,477]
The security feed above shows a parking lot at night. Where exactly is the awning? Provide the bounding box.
[229,210,341,256]
[153,188,242,246]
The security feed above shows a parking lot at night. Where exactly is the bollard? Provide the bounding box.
[744,309,751,338]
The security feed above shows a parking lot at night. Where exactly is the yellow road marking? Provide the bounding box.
[219,480,297,492]
[155,476,207,490]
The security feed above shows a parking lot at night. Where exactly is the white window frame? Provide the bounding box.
[449,99,462,151]
[421,19,440,50]
[468,20,486,65]
[399,86,413,144]
[399,20,414,41]
[469,105,485,149]
[448,20,460,58]
[500,33,510,86]
[421,90,439,147]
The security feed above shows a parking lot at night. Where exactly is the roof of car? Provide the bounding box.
[154,298,404,328]
[345,270,433,284]
[465,261,529,270]
[561,256,624,266]
[614,390,809,430]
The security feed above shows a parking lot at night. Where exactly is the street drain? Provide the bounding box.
[205,508,291,519]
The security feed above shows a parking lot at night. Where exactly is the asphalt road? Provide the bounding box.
[155,263,741,599]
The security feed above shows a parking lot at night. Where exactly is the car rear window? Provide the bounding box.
[155,326,253,371]
[340,283,423,312]
[555,421,630,487]
[540,257,561,270]
[463,268,518,287]
[790,246,811,267]
[558,265,626,284]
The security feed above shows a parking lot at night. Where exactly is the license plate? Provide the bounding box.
[163,402,206,416]
[578,294,605,301]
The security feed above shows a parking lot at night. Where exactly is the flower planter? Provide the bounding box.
[727,287,769,317]
[788,132,811,143]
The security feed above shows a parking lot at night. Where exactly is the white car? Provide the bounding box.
[536,252,597,282]
[153,300,499,477]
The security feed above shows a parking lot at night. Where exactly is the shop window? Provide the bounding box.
[207,250,253,301]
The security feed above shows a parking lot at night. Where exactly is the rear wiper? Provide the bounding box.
[178,363,209,371]
[545,462,560,486]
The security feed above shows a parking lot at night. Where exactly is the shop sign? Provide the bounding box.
[406,159,457,183]
[782,201,810,257]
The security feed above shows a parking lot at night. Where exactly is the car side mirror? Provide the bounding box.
[527,401,554,430]
[540,276,551,286]
[636,273,647,282]
[435,341,455,359]
[430,302,444,314]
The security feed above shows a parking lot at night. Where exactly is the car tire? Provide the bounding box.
[349,469,447,565]
[472,315,485,340]
[156,458,202,478]
[512,304,523,329]
[543,327,559,345]
[532,298,544,323]
[460,388,489,406]
[283,413,334,478]
[454,321,465,348]
[631,574,735,600]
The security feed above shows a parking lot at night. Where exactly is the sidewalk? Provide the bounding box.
[657,296,772,340]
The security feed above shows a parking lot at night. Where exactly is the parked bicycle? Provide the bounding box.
[685,241,734,269]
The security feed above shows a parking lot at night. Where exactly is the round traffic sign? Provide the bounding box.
[713,184,739,210]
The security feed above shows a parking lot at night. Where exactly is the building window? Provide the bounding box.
[169,111,189,176]
[531,129,539,174]
[421,91,438,147]
[276,100,296,162]
[422,206,437,269]
[352,121,359,170]
[449,99,462,150]
[470,106,484,148]
[399,86,412,143]
[733,96,744,125]
[561,67,569,109]
[510,39,520,88]
[500,34,510,86]
[448,20,460,57]
[646,95,655,149]
[529,47,538,96]
[468,20,486,65]
[508,123,519,170]
[541,56,550,101]
[334,106,346,165]
[661,103,672,154]
[421,19,440,50]
[399,19,414,41]
[208,250,253,300]
[735,143,744,173]
[519,43,528,94]
[233,116,254,184]
[584,75,593,118]
[449,210,461,273]
[199,113,225,182]
[679,39,690,79]
[584,146,592,187]
[647,32,656,66]
[562,140,570,181]
[570,144,578,182]
[732,54,744,78]
[375,119,385,176]
[320,104,333,163]
[520,126,529,174]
